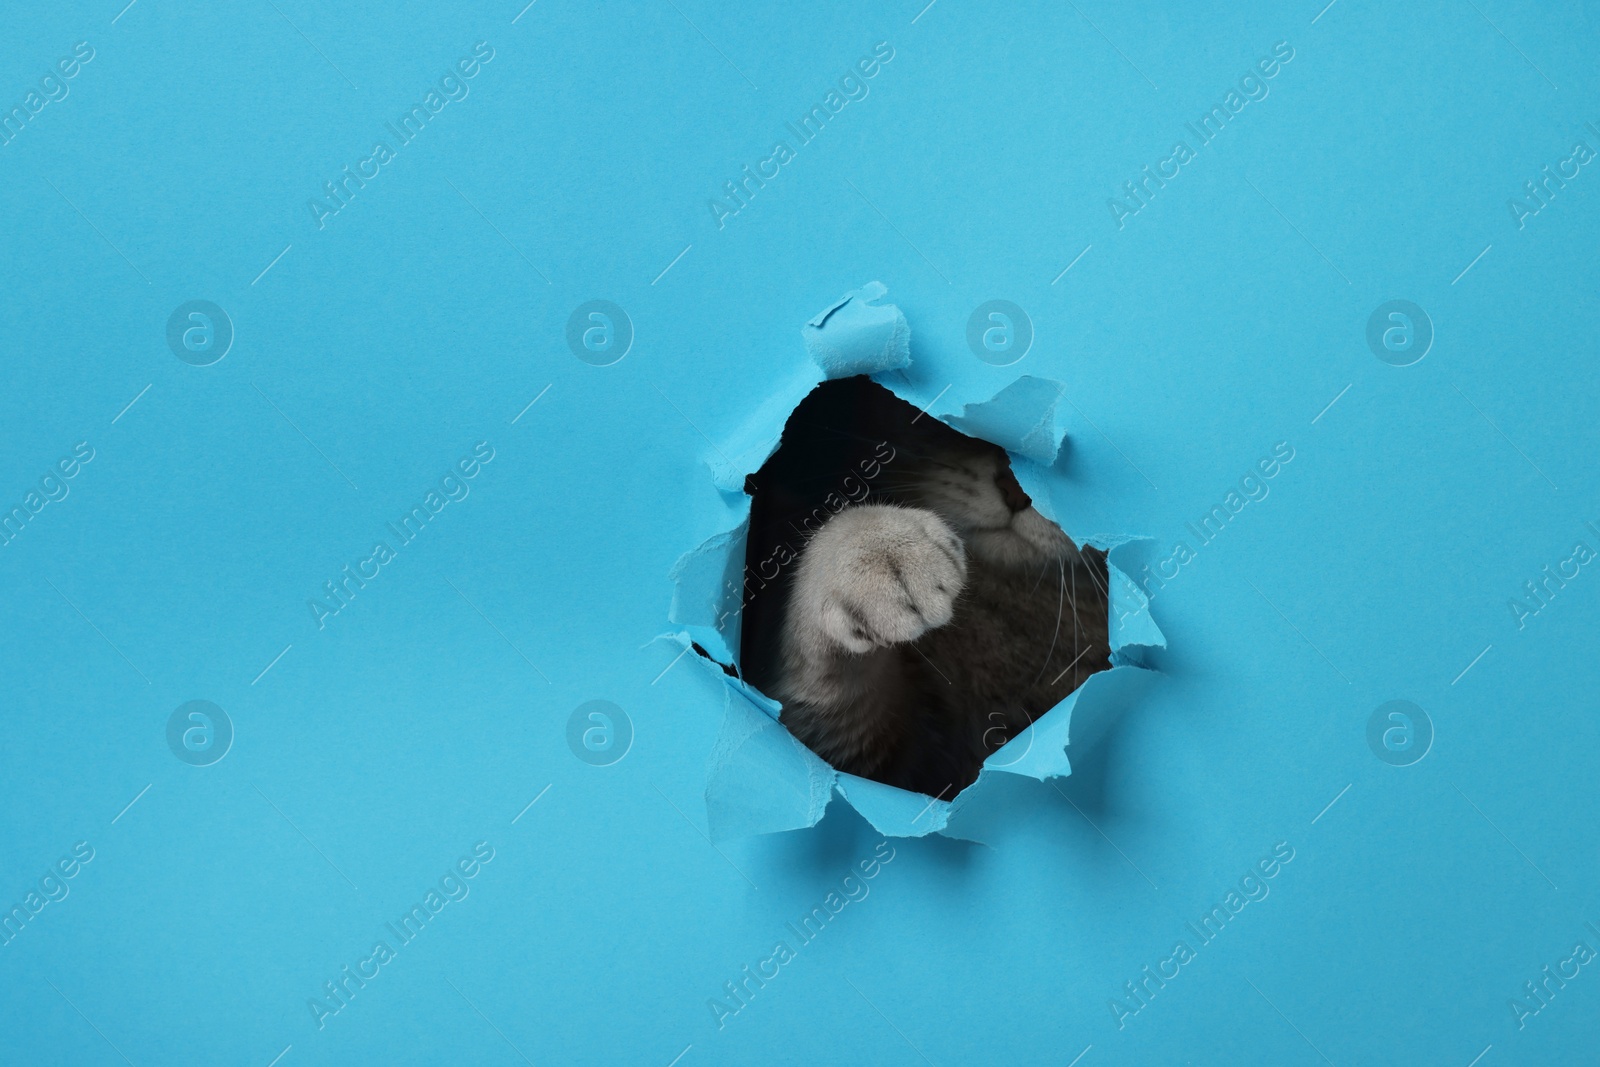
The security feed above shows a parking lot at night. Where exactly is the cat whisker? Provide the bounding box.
[1026,557,1068,689]
[1067,561,1081,685]
[1082,557,1111,603]
[1027,556,1052,596]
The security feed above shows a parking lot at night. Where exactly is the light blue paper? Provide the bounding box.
[800,280,912,378]
[681,284,1162,841]
[5,5,1594,1061]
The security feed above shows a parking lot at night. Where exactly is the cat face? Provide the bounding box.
[884,437,1075,568]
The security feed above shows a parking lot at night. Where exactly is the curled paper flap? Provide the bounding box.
[835,774,951,838]
[947,375,1068,467]
[705,684,835,842]
[942,665,1156,844]
[801,281,912,378]
[666,515,749,667]
[1108,553,1166,658]
[675,282,1160,839]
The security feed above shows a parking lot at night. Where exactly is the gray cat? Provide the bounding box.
[743,378,1109,799]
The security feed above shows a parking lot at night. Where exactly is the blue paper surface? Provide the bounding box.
[3,1,1599,1064]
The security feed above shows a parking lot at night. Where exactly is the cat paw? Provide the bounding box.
[795,504,968,654]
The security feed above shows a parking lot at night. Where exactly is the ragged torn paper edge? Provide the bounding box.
[665,282,1164,842]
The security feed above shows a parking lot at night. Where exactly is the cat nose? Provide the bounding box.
[994,466,1031,513]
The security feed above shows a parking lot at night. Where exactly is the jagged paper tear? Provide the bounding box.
[800,280,911,378]
[947,376,1068,467]
[669,282,1163,841]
